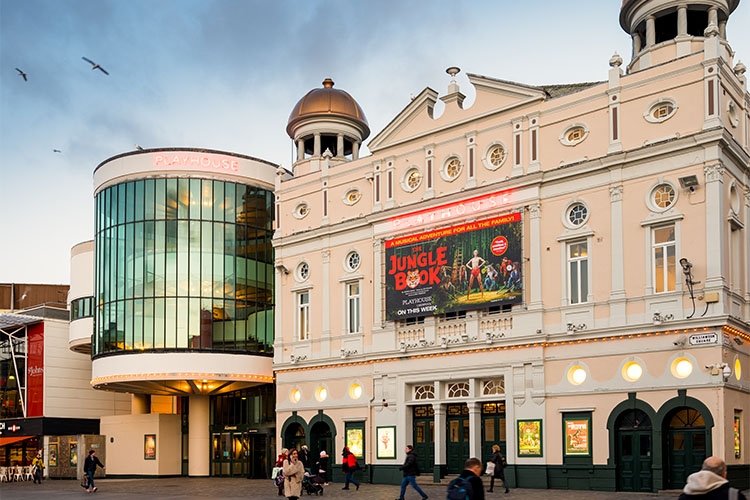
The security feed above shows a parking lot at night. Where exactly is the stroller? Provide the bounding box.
[302,472,325,496]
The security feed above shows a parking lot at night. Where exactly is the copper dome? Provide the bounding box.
[286,78,370,139]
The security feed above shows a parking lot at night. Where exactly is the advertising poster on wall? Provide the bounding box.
[517,420,542,457]
[385,212,523,320]
[564,418,590,456]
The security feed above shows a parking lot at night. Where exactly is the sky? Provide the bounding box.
[1,0,749,285]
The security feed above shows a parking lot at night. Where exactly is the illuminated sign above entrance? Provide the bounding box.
[152,153,240,171]
[390,189,513,230]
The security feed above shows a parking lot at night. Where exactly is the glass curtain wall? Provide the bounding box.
[93,178,274,356]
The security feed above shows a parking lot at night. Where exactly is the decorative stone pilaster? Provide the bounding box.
[703,164,726,292]
[528,204,542,310]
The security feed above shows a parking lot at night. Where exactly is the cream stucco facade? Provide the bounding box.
[273,0,749,492]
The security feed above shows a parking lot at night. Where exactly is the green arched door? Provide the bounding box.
[446,404,469,473]
[412,405,434,475]
[615,409,652,492]
[666,408,706,489]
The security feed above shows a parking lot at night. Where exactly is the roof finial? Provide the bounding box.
[446,66,460,83]
[322,78,335,88]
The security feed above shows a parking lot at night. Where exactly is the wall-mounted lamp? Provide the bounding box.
[734,336,744,346]
[275,264,290,275]
[678,175,700,192]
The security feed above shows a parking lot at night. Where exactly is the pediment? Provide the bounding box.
[368,74,547,153]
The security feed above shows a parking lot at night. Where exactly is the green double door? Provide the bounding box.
[446,404,469,473]
[617,430,652,491]
[413,405,435,474]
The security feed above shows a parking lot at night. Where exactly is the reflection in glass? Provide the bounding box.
[94,178,274,356]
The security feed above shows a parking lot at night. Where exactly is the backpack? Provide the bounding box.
[274,469,285,487]
[447,476,472,500]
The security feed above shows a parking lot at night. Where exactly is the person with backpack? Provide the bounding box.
[486,444,509,494]
[396,444,428,500]
[341,446,360,491]
[447,457,484,500]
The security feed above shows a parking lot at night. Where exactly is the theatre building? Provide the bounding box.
[272,0,749,492]
[68,149,278,477]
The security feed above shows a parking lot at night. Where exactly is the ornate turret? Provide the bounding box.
[619,0,740,72]
[287,78,370,174]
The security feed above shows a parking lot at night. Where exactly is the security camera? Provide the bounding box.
[722,364,731,382]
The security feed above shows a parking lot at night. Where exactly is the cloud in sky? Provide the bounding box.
[1,0,748,284]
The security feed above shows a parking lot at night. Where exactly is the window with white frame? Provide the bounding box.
[297,291,310,340]
[347,281,361,334]
[568,241,589,304]
[652,224,676,293]
[447,382,470,398]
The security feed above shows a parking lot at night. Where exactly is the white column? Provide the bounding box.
[188,395,210,477]
[313,133,321,157]
[646,16,656,47]
[609,186,626,324]
[528,204,543,310]
[677,5,687,36]
[372,240,383,329]
[468,401,482,460]
[352,142,359,160]
[321,250,331,352]
[433,403,446,467]
[708,7,718,27]
[703,164,726,295]
[633,32,642,54]
[297,139,305,161]
[336,134,344,158]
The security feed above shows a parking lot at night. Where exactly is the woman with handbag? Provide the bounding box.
[487,444,509,494]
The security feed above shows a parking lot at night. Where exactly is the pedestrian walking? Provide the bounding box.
[31,451,44,484]
[282,448,305,500]
[396,445,428,500]
[678,456,747,500]
[83,449,105,493]
[447,457,484,500]
[316,450,330,485]
[299,445,311,472]
[341,446,360,491]
[486,444,508,494]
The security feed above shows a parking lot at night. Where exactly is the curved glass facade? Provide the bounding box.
[94,178,274,356]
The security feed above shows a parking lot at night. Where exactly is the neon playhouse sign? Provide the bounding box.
[391,190,512,229]
[152,153,240,171]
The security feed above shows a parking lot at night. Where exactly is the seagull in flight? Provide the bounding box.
[15,68,28,81]
[53,149,62,153]
[82,57,109,75]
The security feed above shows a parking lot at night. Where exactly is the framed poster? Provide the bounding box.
[69,442,78,467]
[734,415,741,459]
[517,419,542,457]
[345,425,364,458]
[564,418,590,456]
[48,443,58,467]
[376,426,396,459]
[144,434,156,460]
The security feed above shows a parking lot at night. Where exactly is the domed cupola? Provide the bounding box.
[620,0,740,72]
[287,78,370,174]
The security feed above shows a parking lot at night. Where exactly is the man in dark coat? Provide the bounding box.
[83,449,105,493]
[678,456,746,500]
[457,457,484,500]
[396,445,428,500]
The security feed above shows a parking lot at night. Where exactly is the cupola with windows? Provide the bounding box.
[286,78,370,175]
[619,0,740,72]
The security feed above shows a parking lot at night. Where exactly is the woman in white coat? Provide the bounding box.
[283,448,305,500]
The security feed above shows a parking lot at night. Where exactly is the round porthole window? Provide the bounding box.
[290,388,301,403]
[644,98,678,123]
[403,167,422,192]
[671,357,693,379]
[564,202,589,228]
[483,143,507,171]
[345,251,360,272]
[441,157,463,181]
[296,262,310,282]
[314,385,328,402]
[567,365,587,385]
[559,124,589,146]
[349,383,363,400]
[649,183,676,211]
[622,361,643,382]
[294,202,310,219]
[344,189,361,206]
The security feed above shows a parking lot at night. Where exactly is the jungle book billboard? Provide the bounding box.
[385,212,523,320]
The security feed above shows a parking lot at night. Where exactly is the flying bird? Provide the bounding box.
[53,149,62,153]
[82,57,109,75]
[15,68,28,81]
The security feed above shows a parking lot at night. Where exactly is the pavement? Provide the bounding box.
[5,477,748,500]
